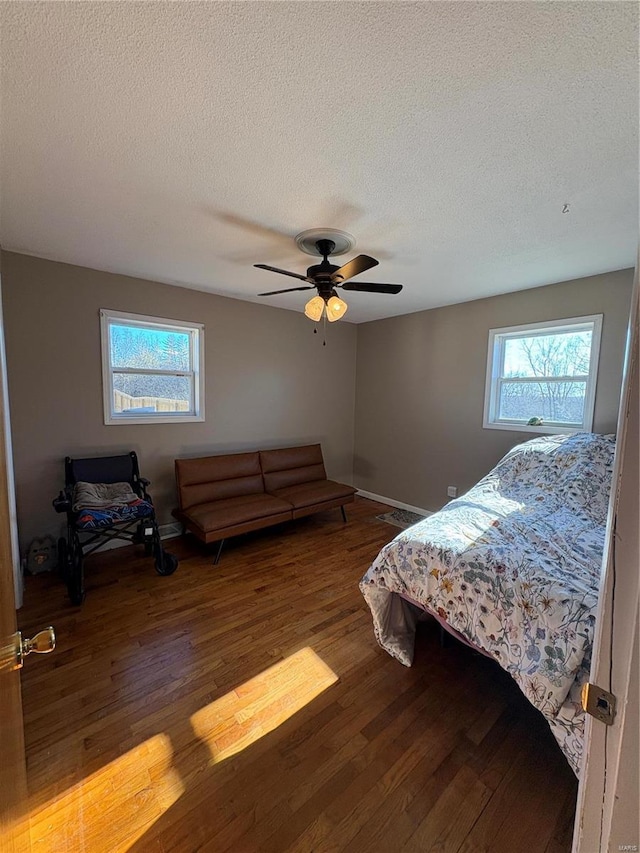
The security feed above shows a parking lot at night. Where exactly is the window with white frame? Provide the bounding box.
[100,309,204,425]
[483,315,602,434]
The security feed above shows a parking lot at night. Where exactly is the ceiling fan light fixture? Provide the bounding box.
[256,231,402,321]
[304,295,325,322]
[326,294,348,322]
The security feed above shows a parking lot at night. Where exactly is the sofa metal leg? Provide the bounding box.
[341,505,347,523]
[213,539,225,565]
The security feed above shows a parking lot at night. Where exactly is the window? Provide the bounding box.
[483,315,602,434]
[100,309,204,425]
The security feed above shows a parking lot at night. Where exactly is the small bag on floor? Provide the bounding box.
[26,535,58,574]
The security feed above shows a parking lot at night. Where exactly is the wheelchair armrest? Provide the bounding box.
[136,477,151,500]
[53,490,72,514]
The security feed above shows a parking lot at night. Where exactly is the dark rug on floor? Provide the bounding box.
[376,509,426,529]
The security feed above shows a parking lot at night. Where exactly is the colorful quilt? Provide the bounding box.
[75,498,154,529]
[360,432,615,775]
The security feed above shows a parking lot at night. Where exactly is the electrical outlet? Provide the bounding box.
[447,486,458,498]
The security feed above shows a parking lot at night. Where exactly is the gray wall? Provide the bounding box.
[354,269,634,512]
[1,252,357,548]
[2,252,634,551]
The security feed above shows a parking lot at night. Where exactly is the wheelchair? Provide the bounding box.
[53,451,178,605]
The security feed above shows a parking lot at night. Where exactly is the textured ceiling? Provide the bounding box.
[1,2,638,323]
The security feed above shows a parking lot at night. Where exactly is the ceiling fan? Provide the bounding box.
[254,229,403,322]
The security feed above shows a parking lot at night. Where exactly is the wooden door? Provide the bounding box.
[573,261,639,852]
[0,529,29,853]
[0,280,29,852]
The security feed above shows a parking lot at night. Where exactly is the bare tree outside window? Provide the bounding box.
[500,331,592,424]
[484,317,601,432]
[101,309,204,424]
[111,325,191,406]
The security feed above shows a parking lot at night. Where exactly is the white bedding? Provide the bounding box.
[360,432,615,775]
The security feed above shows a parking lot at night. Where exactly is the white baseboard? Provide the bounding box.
[356,489,432,518]
[159,522,183,540]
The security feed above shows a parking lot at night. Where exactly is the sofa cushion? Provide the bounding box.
[175,452,263,510]
[183,492,292,535]
[268,479,356,511]
[260,445,326,492]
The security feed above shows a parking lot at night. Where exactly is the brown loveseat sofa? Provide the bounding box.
[173,444,356,563]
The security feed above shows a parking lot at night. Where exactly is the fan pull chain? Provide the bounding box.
[311,310,327,345]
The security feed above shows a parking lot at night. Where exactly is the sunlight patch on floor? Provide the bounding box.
[28,648,337,852]
[191,646,338,763]
[29,733,184,852]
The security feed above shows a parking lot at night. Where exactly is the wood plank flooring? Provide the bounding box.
[18,496,577,852]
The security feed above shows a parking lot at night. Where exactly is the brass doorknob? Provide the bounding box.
[1,626,56,672]
[6,627,56,671]
[21,627,56,658]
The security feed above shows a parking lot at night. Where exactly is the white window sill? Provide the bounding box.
[105,414,205,426]
[482,420,585,435]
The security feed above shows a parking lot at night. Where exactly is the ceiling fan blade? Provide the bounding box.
[339,282,403,294]
[258,286,316,296]
[331,254,379,283]
[254,264,312,282]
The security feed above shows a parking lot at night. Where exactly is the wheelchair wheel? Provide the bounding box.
[149,519,178,576]
[155,548,178,576]
[67,530,85,606]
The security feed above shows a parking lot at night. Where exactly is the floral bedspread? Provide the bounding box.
[360,432,615,774]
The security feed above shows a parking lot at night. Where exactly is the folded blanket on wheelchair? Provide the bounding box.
[72,481,139,511]
[72,481,154,529]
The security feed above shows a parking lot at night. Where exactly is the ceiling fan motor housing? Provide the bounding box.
[254,230,402,306]
[306,261,341,285]
[306,240,343,293]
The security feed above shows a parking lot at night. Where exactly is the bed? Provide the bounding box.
[360,432,615,776]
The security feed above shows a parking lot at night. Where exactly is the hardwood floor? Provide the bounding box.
[18,496,577,852]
